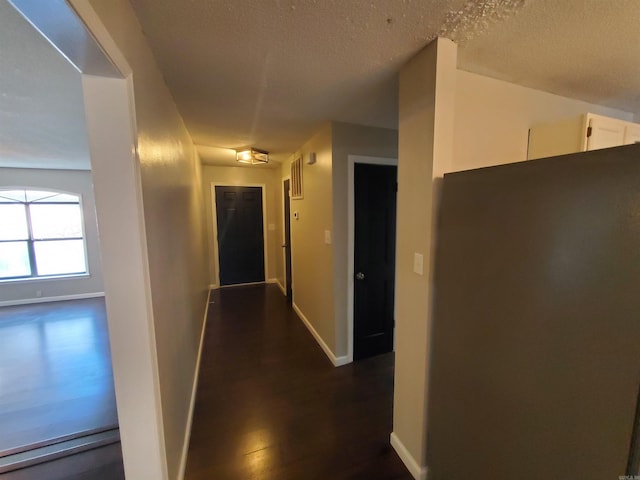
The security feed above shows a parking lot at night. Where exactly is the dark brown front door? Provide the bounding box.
[215,186,265,286]
[353,163,397,360]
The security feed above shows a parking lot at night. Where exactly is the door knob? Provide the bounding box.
[356,272,365,280]
[282,244,288,248]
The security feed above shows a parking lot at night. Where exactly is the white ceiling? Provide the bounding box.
[0,0,90,170]
[2,0,638,171]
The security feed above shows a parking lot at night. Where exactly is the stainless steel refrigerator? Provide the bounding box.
[428,144,640,480]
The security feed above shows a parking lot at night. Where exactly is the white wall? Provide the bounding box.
[452,70,635,172]
[0,168,104,305]
[80,1,211,478]
[201,165,281,287]
[83,74,168,480]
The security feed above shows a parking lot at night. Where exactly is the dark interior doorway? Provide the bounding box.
[215,186,265,286]
[353,163,397,361]
[283,179,293,301]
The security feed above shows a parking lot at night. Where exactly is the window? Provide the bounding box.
[0,189,87,280]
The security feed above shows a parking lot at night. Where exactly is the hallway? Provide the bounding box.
[185,284,411,480]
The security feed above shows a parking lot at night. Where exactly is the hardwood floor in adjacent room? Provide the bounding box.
[185,284,412,480]
[0,443,124,480]
[0,298,122,477]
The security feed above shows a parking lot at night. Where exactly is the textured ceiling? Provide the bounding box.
[457,0,640,115]
[129,0,639,166]
[3,0,637,171]
[130,0,476,164]
[0,0,90,170]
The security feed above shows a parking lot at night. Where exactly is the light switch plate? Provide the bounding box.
[324,230,332,244]
[413,253,424,275]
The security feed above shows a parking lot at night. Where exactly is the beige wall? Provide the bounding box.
[393,38,457,478]
[331,122,398,357]
[201,165,281,287]
[452,70,634,172]
[0,168,104,305]
[280,124,336,354]
[279,122,398,362]
[85,1,210,478]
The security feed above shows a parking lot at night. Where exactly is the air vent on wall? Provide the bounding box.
[291,156,303,199]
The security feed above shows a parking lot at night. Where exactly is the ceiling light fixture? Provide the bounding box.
[236,148,269,165]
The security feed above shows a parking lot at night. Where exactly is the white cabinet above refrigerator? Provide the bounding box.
[527,113,640,160]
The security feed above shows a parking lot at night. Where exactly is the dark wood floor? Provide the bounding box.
[185,284,411,480]
[0,299,121,470]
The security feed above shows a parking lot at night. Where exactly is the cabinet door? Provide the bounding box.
[587,116,626,151]
[624,123,640,145]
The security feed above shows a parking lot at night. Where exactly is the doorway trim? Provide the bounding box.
[210,183,268,288]
[280,176,293,298]
[347,155,398,363]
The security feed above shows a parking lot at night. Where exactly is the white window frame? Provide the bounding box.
[0,189,89,281]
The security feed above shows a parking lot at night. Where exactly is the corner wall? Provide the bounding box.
[393,38,457,479]
[201,165,281,288]
[0,168,104,305]
[280,122,398,364]
[392,44,637,479]
[280,124,336,360]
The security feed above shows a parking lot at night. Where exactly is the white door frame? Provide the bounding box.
[347,155,399,363]
[211,183,268,288]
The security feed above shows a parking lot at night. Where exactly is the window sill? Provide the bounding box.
[0,273,91,285]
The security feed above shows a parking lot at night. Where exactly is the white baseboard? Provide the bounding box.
[390,432,428,480]
[292,302,349,367]
[0,292,105,308]
[275,279,285,295]
[178,288,211,480]
[218,280,269,289]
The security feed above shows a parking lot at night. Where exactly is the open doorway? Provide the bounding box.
[3,1,169,478]
[0,1,120,473]
[347,156,399,362]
